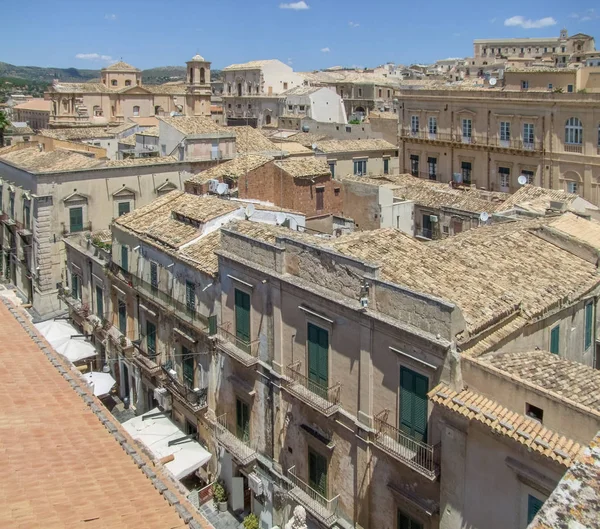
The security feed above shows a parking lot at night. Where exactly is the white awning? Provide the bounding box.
[122,408,212,480]
[35,319,97,364]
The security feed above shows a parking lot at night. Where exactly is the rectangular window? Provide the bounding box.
[422,214,433,239]
[308,448,328,497]
[567,84,574,93]
[118,202,130,217]
[567,181,578,194]
[121,245,128,272]
[9,193,14,218]
[428,116,437,135]
[69,207,83,233]
[427,157,437,180]
[411,115,419,134]
[521,80,529,90]
[23,202,30,230]
[71,274,80,300]
[461,161,472,184]
[182,346,194,388]
[150,262,158,291]
[353,159,367,176]
[236,398,250,441]
[316,187,325,211]
[328,162,335,178]
[550,325,560,355]
[378,89,382,97]
[527,495,544,525]
[548,83,553,90]
[96,285,103,317]
[186,280,196,312]
[585,302,594,350]
[499,167,510,189]
[235,288,251,351]
[526,403,544,423]
[383,158,390,175]
[522,170,534,185]
[399,367,429,442]
[398,510,423,529]
[500,121,511,142]
[358,88,362,97]
[410,154,419,177]
[523,123,535,145]
[118,299,127,334]
[307,323,329,398]
[462,118,472,139]
[146,320,157,356]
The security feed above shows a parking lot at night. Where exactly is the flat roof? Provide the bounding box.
[0,299,201,528]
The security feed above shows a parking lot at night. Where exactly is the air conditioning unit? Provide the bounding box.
[248,473,263,496]
[207,179,220,194]
[430,215,439,223]
[154,387,172,411]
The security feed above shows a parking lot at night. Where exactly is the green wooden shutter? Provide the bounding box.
[397,511,423,529]
[186,281,196,312]
[69,207,83,232]
[236,398,250,441]
[309,449,327,497]
[118,299,127,334]
[308,323,329,396]
[118,201,130,216]
[399,367,429,442]
[585,302,593,350]
[146,321,156,356]
[150,262,158,289]
[182,348,194,388]
[235,289,250,347]
[71,274,79,299]
[527,495,544,524]
[121,245,128,272]
[550,325,560,355]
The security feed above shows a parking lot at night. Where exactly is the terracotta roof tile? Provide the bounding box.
[229,126,282,154]
[0,146,103,172]
[0,300,196,529]
[274,157,332,179]
[185,154,273,185]
[159,116,225,135]
[315,138,397,153]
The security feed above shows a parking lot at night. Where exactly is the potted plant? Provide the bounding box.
[119,335,128,347]
[243,513,259,529]
[102,318,112,330]
[212,481,228,512]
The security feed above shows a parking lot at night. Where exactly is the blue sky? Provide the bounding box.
[3,0,599,71]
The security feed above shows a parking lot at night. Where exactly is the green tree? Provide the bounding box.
[0,110,9,148]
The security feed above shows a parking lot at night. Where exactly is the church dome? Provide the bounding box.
[191,54,205,61]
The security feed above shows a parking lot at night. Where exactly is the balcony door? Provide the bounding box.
[236,398,250,441]
[96,285,103,317]
[182,347,194,388]
[234,289,251,351]
[118,299,127,334]
[308,323,329,397]
[399,367,428,442]
[308,448,328,497]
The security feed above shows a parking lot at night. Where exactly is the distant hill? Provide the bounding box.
[0,61,222,85]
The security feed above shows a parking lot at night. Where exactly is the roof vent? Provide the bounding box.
[549,200,567,211]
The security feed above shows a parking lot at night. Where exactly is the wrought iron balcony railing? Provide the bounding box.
[161,365,208,413]
[287,466,339,527]
[215,323,260,367]
[285,361,341,417]
[214,413,258,466]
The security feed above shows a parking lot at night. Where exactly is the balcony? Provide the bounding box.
[215,323,259,367]
[287,466,339,527]
[415,228,433,240]
[161,365,208,414]
[401,130,542,152]
[133,351,162,378]
[104,320,136,360]
[373,410,440,481]
[285,362,341,417]
[564,144,583,154]
[214,413,258,466]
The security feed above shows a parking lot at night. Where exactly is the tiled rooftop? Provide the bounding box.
[315,138,397,153]
[103,155,179,168]
[185,154,273,185]
[159,116,225,135]
[528,431,600,529]
[0,146,103,172]
[429,383,582,467]
[223,59,279,71]
[274,141,313,155]
[497,185,584,214]
[13,98,51,112]
[547,213,600,249]
[128,116,159,127]
[102,60,140,72]
[477,350,600,411]
[40,123,137,140]
[137,126,159,137]
[329,221,600,337]
[274,157,332,179]
[0,300,200,529]
[229,126,282,153]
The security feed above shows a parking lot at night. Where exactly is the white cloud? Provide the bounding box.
[348,21,360,28]
[104,13,117,20]
[569,9,597,21]
[504,16,557,29]
[279,1,309,10]
[75,53,113,62]
[321,47,330,53]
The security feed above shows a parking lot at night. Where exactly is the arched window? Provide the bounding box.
[265,115,272,125]
[111,79,117,86]
[189,68,194,84]
[133,106,140,117]
[565,117,583,145]
[125,80,131,86]
[200,67,205,83]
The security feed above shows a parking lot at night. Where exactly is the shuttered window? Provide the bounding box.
[399,367,429,442]
[118,201,130,216]
[308,323,329,398]
[121,245,128,272]
[96,285,103,317]
[550,325,560,355]
[69,207,83,233]
[397,510,423,529]
[308,449,328,497]
[146,320,156,356]
[118,299,127,334]
[71,274,80,300]
[236,398,250,441]
[235,289,251,352]
[527,495,544,524]
[585,302,594,350]
[186,280,196,312]
[150,262,158,290]
[182,346,194,388]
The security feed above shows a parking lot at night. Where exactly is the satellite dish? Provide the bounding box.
[311,143,318,150]
[517,174,528,186]
[489,77,497,86]
[480,211,490,222]
[216,183,228,195]
[245,204,255,218]
[275,212,286,225]
[288,217,298,231]
[170,111,177,117]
